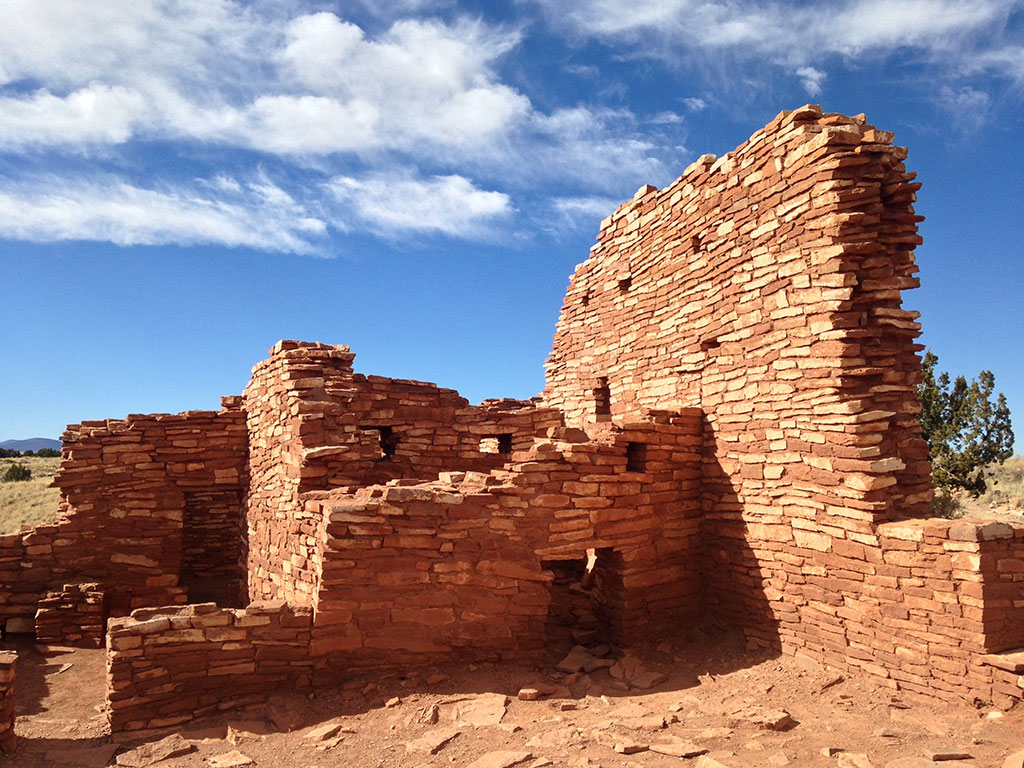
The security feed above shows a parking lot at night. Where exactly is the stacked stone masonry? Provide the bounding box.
[106,601,312,738]
[35,582,105,646]
[0,407,247,633]
[4,105,1024,737]
[0,652,14,753]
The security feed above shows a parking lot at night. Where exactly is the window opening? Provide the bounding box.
[361,425,398,459]
[700,337,721,351]
[594,377,611,421]
[625,442,646,472]
[480,434,514,455]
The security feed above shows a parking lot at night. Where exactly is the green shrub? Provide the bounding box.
[1,463,32,483]
[931,487,964,519]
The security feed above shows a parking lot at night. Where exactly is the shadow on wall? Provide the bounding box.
[700,421,784,656]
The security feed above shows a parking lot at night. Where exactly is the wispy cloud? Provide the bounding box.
[935,85,992,133]
[796,66,826,96]
[531,0,1023,130]
[327,172,512,237]
[0,2,678,249]
[531,0,1020,62]
[0,175,326,253]
[550,195,623,232]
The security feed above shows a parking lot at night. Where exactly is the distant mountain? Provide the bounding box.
[0,438,61,452]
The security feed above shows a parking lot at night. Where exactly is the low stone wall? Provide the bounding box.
[35,582,105,647]
[0,652,15,753]
[305,412,704,670]
[106,601,312,736]
[720,513,1024,707]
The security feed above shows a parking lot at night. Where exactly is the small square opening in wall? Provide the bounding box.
[625,442,646,472]
[618,276,632,292]
[480,434,514,455]
[361,425,398,459]
[700,336,721,351]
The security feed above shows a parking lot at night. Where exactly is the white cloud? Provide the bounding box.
[682,97,708,111]
[0,175,326,253]
[649,110,685,124]
[0,5,531,159]
[0,2,686,249]
[328,172,512,237]
[796,66,826,96]
[936,85,992,133]
[550,195,622,231]
[532,0,1023,70]
[0,84,148,149]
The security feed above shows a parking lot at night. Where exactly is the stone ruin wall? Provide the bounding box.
[304,412,703,668]
[543,104,1023,704]
[106,601,312,738]
[0,408,247,637]
[0,652,14,754]
[104,413,704,735]
[241,340,563,607]
[5,106,1024,739]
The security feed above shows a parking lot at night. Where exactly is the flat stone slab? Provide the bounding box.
[405,728,460,755]
[115,734,194,767]
[979,650,1024,673]
[465,751,534,768]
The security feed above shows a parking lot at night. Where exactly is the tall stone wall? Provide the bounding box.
[543,104,932,652]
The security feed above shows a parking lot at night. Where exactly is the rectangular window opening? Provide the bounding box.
[361,425,398,459]
[481,434,514,455]
[625,442,646,472]
[594,377,611,421]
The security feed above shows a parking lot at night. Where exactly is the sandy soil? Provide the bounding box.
[5,627,1023,768]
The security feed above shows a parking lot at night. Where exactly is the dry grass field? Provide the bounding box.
[983,454,1024,508]
[0,455,60,534]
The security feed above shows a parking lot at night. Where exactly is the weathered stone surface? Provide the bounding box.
[115,734,194,767]
[207,751,254,768]
[454,694,509,727]
[405,729,460,755]
[465,751,533,768]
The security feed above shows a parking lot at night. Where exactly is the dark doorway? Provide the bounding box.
[181,491,246,607]
[541,553,603,656]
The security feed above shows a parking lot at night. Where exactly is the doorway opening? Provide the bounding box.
[181,490,246,607]
[541,550,605,656]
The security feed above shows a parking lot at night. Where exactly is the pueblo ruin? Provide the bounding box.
[3,104,1024,742]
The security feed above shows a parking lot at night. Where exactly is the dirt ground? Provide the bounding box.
[4,625,1023,768]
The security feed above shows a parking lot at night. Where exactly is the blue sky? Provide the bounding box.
[1,0,1022,451]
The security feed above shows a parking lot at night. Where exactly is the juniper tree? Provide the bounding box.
[918,351,1014,496]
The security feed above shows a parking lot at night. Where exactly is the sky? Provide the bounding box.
[1,0,1022,452]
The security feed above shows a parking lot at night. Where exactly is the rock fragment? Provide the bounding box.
[115,734,194,767]
[405,728,460,755]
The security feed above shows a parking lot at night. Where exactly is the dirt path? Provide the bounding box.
[6,629,1023,768]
